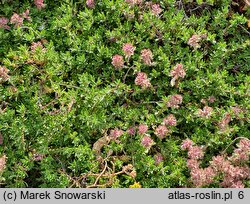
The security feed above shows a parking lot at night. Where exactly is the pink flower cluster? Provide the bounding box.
[111,45,154,89]
[22,9,31,21]
[112,43,135,68]
[9,9,31,28]
[10,13,23,27]
[135,72,151,88]
[188,146,204,160]
[218,112,231,131]
[163,114,177,126]
[182,138,250,188]
[0,17,10,30]
[166,94,183,108]
[86,0,95,9]
[34,0,46,10]
[31,41,46,52]
[151,4,162,16]
[0,66,10,82]
[141,135,154,149]
[200,96,216,105]
[127,124,148,135]
[155,125,169,140]
[138,124,148,134]
[197,106,213,118]
[181,139,193,150]
[181,139,216,187]
[230,138,250,163]
[187,33,207,49]
[154,114,177,140]
[126,124,148,136]
[112,55,124,69]
[181,139,204,159]
[170,63,186,86]
[109,128,124,140]
[127,126,136,135]
[154,153,164,165]
[190,166,216,187]
[122,43,135,57]
[125,124,155,150]
[211,154,250,188]
[141,49,153,65]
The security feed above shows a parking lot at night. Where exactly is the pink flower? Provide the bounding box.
[226,166,247,180]
[154,153,164,165]
[230,180,244,188]
[220,165,248,188]
[151,4,162,16]
[238,139,250,151]
[187,34,201,48]
[10,13,23,27]
[141,135,154,149]
[208,96,216,103]
[110,128,124,140]
[22,9,31,21]
[166,94,183,108]
[203,167,216,184]
[127,126,136,135]
[0,66,10,82]
[232,149,249,162]
[181,139,194,150]
[231,139,250,162]
[197,106,213,118]
[239,166,250,179]
[138,124,148,134]
[170,63,186,78]
[184,139,249,188]
[187,159,200,169]
[218,112,231,131]
[112,55,124,69]
[188,146,204,160]
[170,64,186,86]
[163,114,177,126]
[122,43,135,57]
[155,125,169,139]
[34,0,46,10]
[141,49,153,65]
[187,33,207,49]
[31,41,46,52]
[0,17,10,30]
[135,72,151,88]
[86,0,95,9]
[0,17,8,25]
[220,175,234,188]
[210,156,227,172]
[190,167,216,187]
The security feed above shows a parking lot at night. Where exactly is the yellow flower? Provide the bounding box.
[129,182,141,188]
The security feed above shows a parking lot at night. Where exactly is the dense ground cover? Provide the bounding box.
[0,0,249,188]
